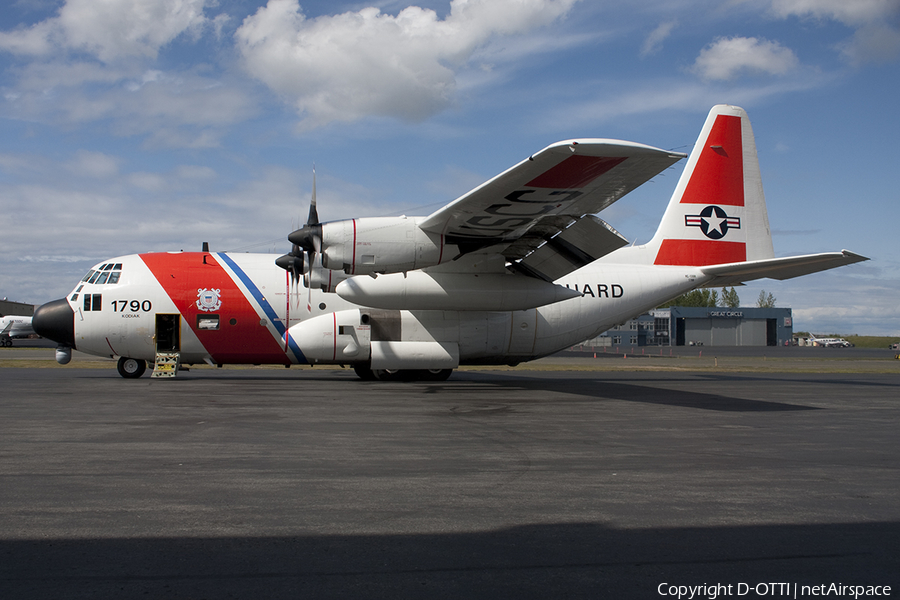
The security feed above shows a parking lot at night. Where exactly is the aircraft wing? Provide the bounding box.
[699,250,869,287]
[419,140,685,281]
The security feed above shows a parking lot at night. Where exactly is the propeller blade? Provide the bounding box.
[307,166,318,226]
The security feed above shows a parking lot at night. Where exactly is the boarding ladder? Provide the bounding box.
[151,352,181,378]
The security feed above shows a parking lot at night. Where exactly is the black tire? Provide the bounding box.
[373,368,402,381]
[372,368,453,382]
[117,357,147,379]
[422,368,453,381]
[353,364,377,380]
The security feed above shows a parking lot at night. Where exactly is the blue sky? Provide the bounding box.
[1,0,898,335]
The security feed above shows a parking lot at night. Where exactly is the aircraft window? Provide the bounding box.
[87,271,100,284]
[96,272,110,285]
[113,263,122,270]
[76,285,83,292]
[197,315,220,330]
[83,294,102,312]
[82,270,95,283]
[103,264,114,271]
[107,272,120,284]
[71,293,79,301]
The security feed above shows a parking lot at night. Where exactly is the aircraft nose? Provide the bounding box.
[33,298,76,348]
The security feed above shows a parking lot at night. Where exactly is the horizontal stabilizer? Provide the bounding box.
[700,250,868,287]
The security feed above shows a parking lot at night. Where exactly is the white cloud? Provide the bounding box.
[235,0,578,129]
[770,0,899,26]
[641,20,677,58]
[0,0,214,62]
[691,36,799,80]
[67,150,120,178]
[838,23,900,64]
[3,63,257,146]
[0,20,58,55]
[770,0,900,64]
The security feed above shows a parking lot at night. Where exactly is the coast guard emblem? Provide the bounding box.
[196,288,222,312]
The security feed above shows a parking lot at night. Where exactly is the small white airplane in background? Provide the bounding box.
[0,314,34,347]
[808,334,853,348]
[33,105,867,379]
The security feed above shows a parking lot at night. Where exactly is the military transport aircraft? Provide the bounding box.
[33,105,867,379]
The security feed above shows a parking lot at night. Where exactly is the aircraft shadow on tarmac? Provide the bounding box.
[106,368,821,412]
[447,372,818,413]
[2,521,896,599]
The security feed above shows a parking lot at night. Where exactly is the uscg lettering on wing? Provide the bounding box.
[565,283,624,298]
[460,189,584,233]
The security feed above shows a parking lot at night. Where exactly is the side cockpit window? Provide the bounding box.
[83,293,102,312]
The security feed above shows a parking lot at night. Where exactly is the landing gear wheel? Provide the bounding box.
[371,368,453,381]
[422,368,453,381]
[353,364,377,380]
[117,357,147,379]
[373,368,402,381]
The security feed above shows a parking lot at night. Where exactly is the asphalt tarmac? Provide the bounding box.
[1,363,898,598]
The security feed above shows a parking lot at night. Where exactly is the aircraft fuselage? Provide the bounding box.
[46,250,703,369]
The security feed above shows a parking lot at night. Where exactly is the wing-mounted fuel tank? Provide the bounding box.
[291,216,461,276]
[335,271,580,311]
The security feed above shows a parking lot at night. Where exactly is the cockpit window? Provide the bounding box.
[81,266,122,285]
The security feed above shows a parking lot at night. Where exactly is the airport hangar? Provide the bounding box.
[583,307,794,348]
[0,299,34,317]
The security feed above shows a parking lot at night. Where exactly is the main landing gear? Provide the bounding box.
[117,357,147,379]
[353,365,453,382]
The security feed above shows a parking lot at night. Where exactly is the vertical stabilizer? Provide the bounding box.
[648,105,774,266]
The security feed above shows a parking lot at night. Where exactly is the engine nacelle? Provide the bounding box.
[318,216,458,275]
[305,266,351,294]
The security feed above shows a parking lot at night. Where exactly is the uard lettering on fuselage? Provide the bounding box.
[34,105,867,379]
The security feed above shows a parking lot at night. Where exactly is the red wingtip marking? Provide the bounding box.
[526,155,626,189]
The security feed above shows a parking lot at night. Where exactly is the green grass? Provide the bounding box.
[844,335,900,349]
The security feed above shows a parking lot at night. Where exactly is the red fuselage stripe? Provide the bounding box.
[139,252,290,365]
[351,219,357,275]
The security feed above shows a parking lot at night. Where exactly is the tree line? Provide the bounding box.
[658,287,776,308]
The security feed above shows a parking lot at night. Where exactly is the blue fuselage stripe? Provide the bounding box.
[216,252,307,364]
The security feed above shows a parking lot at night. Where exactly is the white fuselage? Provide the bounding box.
[62,249,709,367]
